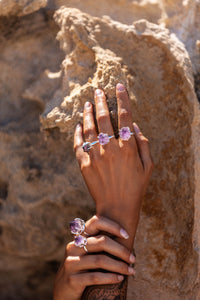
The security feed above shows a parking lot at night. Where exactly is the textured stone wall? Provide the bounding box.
[0,1,200,299]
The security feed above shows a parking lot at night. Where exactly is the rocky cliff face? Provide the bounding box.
[0,1,200,299]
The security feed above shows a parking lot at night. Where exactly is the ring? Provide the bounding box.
[119,127,134,141]
[74,235,88,252]
[82,133,114,153]
[70,218,85,235]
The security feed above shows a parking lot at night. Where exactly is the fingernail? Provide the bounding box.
[117,83,125,91]
[133,122,140,134]
[95,89,103,96]
[128,267,135,274]
[76,122,82,128]
[129,254,135,263]
[84,101,91,109]
[120,228,129,239]
[118,275,124,281]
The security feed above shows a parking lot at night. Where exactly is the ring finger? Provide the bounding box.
[67,235,135,265]
[65,254,135,275]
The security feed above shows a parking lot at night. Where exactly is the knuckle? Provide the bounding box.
[94,255,103,268]
[90,273,99,285]
[84,127,96,137]
[91,215,99,225]
[99,235,107,247]
[97,113,109,123]
[119,109,131,120]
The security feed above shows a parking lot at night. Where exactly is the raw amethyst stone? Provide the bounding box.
[70,218,85,235]
[82,142,92,152]
[74,235,87,247]
[98,133,110,145]
[119,127,131,141]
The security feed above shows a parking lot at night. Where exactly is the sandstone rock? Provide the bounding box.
[40,7,200,299]
[0,2,200,300]
[0,0,47,16]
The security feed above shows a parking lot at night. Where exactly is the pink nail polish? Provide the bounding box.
[120,228,129,239]
[133,122,140,134]
[118,275,124,281]
[128,267,135,274]
[117,83,125,91]
[95,89,103,96]
[129,254,135,263]
[84,101,91,109]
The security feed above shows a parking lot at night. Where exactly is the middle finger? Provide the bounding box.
[95,89,114,136]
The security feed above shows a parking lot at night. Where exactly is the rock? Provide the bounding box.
[40,7,199,299]
[0,2,200,300]
[0,0,47,16]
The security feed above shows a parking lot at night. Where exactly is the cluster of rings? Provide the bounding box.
[82,126,134,153]
[70,218,88,252]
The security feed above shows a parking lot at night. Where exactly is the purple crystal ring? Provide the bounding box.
[70,218,85,235]
[82,133,115,153]
[119,127,134,141]
[74,235,88,252]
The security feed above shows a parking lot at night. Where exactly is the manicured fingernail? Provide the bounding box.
[84,101,91,109]
[128,267,135,274]
[129,254,135,263]
[118,275,124,281]
[117,83,125,91]
[95,89,103,96]
[133,122,140,134]
[120,228,129,239]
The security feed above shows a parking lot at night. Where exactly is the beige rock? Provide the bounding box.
[40,7,200,298]
[0,0,47,16]
[0,1,200,300]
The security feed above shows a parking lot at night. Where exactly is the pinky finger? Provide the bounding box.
[73,272,124,287]
[133,122,154,172]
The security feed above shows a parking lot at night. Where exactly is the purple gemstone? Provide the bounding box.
[70,218,85,235]
[82,142,91,152]
[98,133,110,145]
[74,235,87,247]
[119,127,131,141]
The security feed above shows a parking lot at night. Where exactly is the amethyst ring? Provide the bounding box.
[82,133,114,153]
[74,235,88,252]
[70,218,86,235]
[82,126,134,153]
[119,127,134,141]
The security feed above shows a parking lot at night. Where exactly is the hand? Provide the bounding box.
[74,83,153,249]
[53,216,136,300]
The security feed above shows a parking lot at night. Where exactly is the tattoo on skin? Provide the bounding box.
[81,276,128,300]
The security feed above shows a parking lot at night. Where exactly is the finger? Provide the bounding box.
[83,101,98,142]
[65,255,135,275]
[133,122,154,172]
[74,123,87,164]
[116,83,133,130]
[70,272,124,287]
[86,235,135,264]
[85,215,129,240]
[94,89,114,136]
[66,235,135,264]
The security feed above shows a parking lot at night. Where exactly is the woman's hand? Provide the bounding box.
[74,83,153,249]
[53,215,136,300]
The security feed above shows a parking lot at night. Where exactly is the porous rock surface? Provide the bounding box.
[0,0,47,16]
[0,1,200,300]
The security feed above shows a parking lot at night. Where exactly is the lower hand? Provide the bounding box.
[53,216,136,300]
